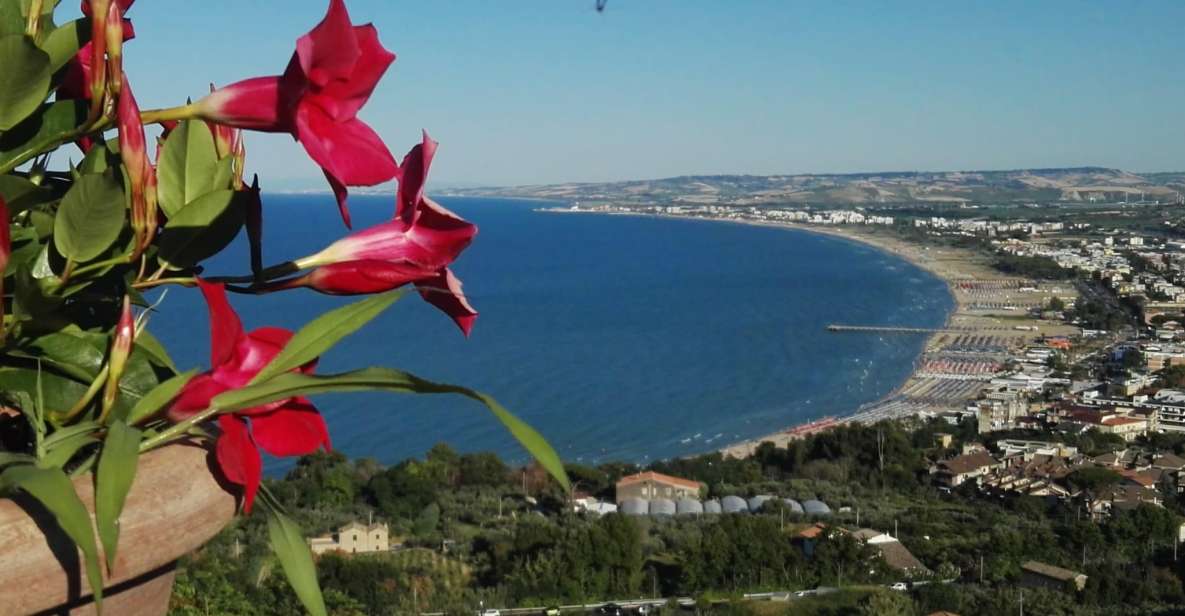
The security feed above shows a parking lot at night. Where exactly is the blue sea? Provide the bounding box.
[150,196,953,470]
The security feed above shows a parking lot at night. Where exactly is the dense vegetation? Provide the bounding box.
[991,255,1077,280]
[171,419,1185,615]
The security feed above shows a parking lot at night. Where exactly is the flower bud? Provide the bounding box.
[118,73,153,255]
[87,0,110,112]
[104,1,123,95]
[101,296,135,419]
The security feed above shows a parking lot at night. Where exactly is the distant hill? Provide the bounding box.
[446,167,1185,207]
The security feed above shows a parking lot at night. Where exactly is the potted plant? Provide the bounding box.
[0,0,568,614]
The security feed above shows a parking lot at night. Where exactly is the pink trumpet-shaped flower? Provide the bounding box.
[193,0,398,227]
[284,133,478,335]
[168,280,330,513]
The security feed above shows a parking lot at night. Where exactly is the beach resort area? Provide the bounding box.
[713,226,1082,457]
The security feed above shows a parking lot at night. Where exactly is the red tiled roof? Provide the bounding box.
[616,471,701,491]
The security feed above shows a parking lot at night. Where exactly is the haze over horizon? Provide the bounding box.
[117,1,1185,189]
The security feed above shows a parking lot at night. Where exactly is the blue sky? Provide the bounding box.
[110,1,1185,187]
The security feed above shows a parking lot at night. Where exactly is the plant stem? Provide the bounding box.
[58,365,109,423]
[131,276,195,290]
[139,405,220,453]
[0,116,112,176]
[139,102,201,125]
[205,261,301,285]
[71,254,132,278]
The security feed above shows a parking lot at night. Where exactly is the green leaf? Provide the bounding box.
[210,155,235,192]
[0,451,35,467]
[39,17,85,72]
[0,366,86,417]
[213,368,570,491]
[265,507,327,616]
[0,174,52,214]
[0,0,22,35]
[125,369,195,426]
[0,99,86,172]
[156,188,245,268]
[42,420,98,450]
[156,119,218,217]
[250,291,405,385]
[76,137,119,175]
[0,465,103,608]
[23,331,106,380]
[94,419,140,572]
[134,329,178,373]
[40,431,96,468]
[54,170,126,262]
[0,35,51,130]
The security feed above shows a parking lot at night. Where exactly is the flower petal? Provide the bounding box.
[415,268,478,337]
[396,131,437,224]
[317,23,395,122]
[215,415,262,513]
[323,169,352,229]
[295,0,360,87]
[196,279,245,368]
[294,102,398,187]
[166,373,223,421]
[251,398,331,457]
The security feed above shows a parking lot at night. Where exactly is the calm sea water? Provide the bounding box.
[150,196,953,470]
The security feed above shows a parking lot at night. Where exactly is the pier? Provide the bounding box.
[826,324,951,334]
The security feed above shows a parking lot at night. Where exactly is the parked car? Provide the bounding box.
[480,610,501,616]
[597,603,625,616]
[635,605,652,615]
[890,582,909,592]
[543,607,561,616]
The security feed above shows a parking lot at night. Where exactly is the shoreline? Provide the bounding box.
[538,207,1076,458]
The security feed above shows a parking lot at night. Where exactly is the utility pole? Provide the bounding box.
[980,554,985,584]
[1082,544,1086,569]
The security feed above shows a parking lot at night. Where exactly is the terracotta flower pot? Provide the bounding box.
[0,442,237,615]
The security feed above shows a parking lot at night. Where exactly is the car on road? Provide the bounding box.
[597,604,625,616]
[890,582,909,591]
[479,610,501,616]
[543,607,561,616]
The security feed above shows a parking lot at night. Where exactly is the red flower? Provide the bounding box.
[282,133,478,335]
[194,0,398,227]
[169,280,330,512]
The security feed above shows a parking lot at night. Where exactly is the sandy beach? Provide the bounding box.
[714,222,1080,457]
[540,208,1079,458]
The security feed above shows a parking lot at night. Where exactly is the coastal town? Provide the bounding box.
[166,179,1185,616]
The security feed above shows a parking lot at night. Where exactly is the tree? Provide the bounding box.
[1065,467,1122,494]
[859,589,916,616]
